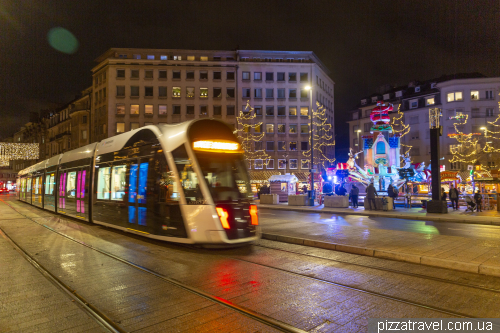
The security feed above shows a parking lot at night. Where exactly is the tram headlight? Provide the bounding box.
[216,207,230,229]
[249,205,258,225]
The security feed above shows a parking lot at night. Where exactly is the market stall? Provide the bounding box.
[269,174,298,202]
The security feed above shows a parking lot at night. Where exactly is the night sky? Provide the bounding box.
[1,0,499,161]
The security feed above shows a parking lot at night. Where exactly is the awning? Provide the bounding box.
[248,170,281,183]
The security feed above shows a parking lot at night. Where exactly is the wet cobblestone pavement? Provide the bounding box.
[2,197,500,332]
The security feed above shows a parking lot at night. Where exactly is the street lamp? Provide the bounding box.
[356,129,362,150]
[305,85,314,205]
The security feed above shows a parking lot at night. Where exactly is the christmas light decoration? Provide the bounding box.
[236,101,270,167]
[0,143,39,166]
[302,101,336,169]
[390,103,412,163]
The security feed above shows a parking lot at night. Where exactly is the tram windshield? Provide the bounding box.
[195,151,252,203]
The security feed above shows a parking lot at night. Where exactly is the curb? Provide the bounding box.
[258,205,500,226]
[261,232,500,278]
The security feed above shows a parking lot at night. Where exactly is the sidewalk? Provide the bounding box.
[258,204,500,277]
[257,202,500,226]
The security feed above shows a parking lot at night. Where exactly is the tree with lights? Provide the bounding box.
[302,101,336,170]
[390,103,412,164]
[236,101,270,168]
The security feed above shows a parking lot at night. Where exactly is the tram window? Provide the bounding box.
[172,145,202,202]
[111,165,127,201]
[34,177,39,194]
[49,173,55,195]
[45,175,51,194]
[97,167,111,200]
[66,172,77,198]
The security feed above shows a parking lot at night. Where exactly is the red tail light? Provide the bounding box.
[249,205,258,225]
[216,207,230,229]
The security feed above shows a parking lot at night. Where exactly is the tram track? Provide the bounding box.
[6,199,500,323]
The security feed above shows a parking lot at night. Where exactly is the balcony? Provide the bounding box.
[55,131,71,140]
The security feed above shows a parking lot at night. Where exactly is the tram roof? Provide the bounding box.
[60,143,97,165]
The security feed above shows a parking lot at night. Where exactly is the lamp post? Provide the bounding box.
[356,129,362,151]
[305,85,314,205]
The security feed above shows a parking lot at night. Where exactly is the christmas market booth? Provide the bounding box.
[269,174,298,202]
[439,171,461,192]
[473,170,499,211]
[248,171,281,197]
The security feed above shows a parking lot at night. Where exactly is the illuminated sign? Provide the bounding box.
[193,140,241,152]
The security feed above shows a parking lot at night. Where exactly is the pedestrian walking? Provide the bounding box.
[449,184,459,210]
[474,190,482,212]
[350,184,359,208]
[441,187,447,202]
[366,182,378,210]
[387,184,397,209]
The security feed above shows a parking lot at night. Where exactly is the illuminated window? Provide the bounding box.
[187,55,195,61]
[145,105,153,115]
[116,122,125,133]
[255,124,262,133]
[426,97,435,105]
[130,105,139,115]
[116,104,125,114]
[447,91,463,102]
[254,159,263,169]
[147,55,154,60]
[300,107,308,116]
[300,124,308,134]
[301,159,309,169]
[111,165,127,201]
[277,124,285,133]
[471,90,479,100]
[410,99,418,109]
[97,167,110,200]
[186,87,195,98]
[82,130,87,140]
[289,107,297,116]
[173,87,181,97]
[159,105,167,115]
[278,159,287,169]
[200,56,208,61]
[160,55,167,60]
[200,88,208,98]
[173,55,182,60]
[289,159,298,169]
[266,124,274,133]
[289,125,297,133]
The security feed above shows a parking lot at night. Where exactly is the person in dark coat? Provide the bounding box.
[337,184,347,196]
[441,187,447,202]
[366,183,378,210]
[387,184,397,209]
[474,190,482,212]
[350,184,359,208]
[449,184,460,210]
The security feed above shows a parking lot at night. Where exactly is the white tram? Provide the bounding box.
[18,119,260,245]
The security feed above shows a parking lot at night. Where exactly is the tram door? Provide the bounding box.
[26,177,32,204]
[57,171,67,214]
[62,169,88,219]
[128,161,149,231]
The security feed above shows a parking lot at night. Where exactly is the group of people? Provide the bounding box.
[441,185,483,212]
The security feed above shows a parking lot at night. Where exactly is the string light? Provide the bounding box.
[390,103,412,163]
[236,101,271,167]
[302,101,336,169]
[0,143,39,166]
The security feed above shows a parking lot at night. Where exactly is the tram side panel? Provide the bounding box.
[58,159,92,221]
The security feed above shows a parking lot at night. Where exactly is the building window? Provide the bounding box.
[200,71,208,80]
[145,86,153,97]
[278,159,287,169]
[227,72,235,80]
[277,124,285,133]
[254,72,262,81]
[254,106,262,115]
[300,73,308,82]
[131,86,139,97]
[300,125,308,134]
[145,105,153,115]
[266,106,274,116]
[301,142,308,151]
[116,104,125,114]
[426,97,435,105]
[160,55,167,60]
[116,69,125,78]
[289,124,297,133]
[186,71,195,80]
[301,159,309,169]
[255,141,263,151]
[289,159,298,169]
[130,122,140,130]
[145,70,153,79]
[186,87,195,98]
[227,105,235,115]
[131,69,139,79]
[471,90,479,100]
[277,88,285,99]
[254,88,262,98]
[173,55,182,60]
[289,89,297,98]
[266,141,274,151]
[278,141,285,151]
[352,112,359,120]
[254,159,263,169]
[289,107,297,116]
[266,124,274,133]
[447,91,463,102]
[116,86,125,97]
[173,71,181,79]
[212,87,222,99]
[486,90,494,99]
[300,89,308,98]
[255,124,262,133]
[289,73,297,82]
[278,106,286,116]
[81,130,87,140]
[130,105,139,115]
[213,105,222,116]
[364,123,371,132]
[486,108,494,117]
[159,70,167,79]
[265,72,274,81]
[376,141,385,154]
[200,56,208,61]
[200,105,208,116]
[159,86,167,97]
[289,142,297,151]
[242,71,250,80]
[410,99,418,109]
[266,89,274,98]
[159,105,167,115]
[173,87,181,97]
[213,71,221,80]
[226,88,235,98]
[266,159,274,169]
[187,105,195,115]
[353,125,359,133]
[242,88,250,98]
[300,107,308,116]
[116,122,125,133]
[277,72,285,81]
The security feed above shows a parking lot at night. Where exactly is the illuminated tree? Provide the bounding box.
[236,101,270,168]
[390,103,411,164]
[302,101,336,170]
